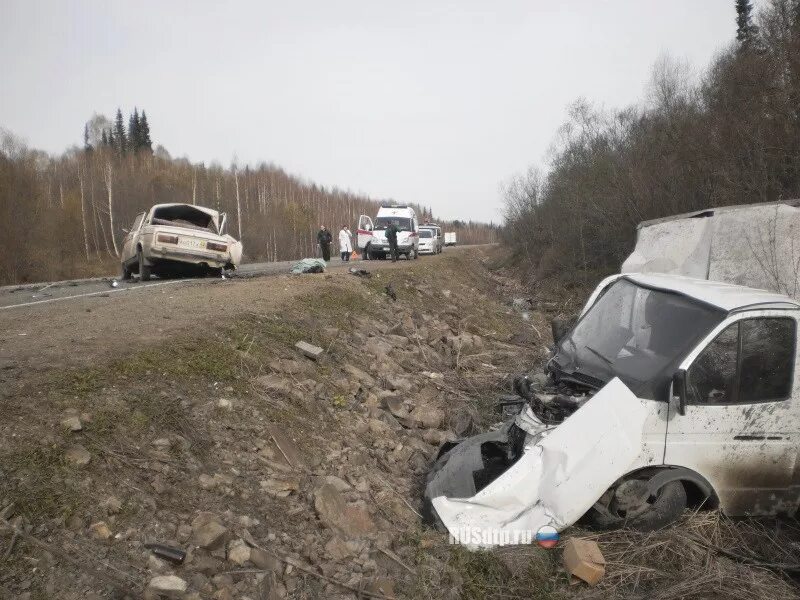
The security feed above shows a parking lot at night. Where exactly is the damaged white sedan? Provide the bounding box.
[425,273,800,547]
[120,203,243,281]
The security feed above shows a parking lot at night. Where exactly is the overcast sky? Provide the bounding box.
[1,1,750,222]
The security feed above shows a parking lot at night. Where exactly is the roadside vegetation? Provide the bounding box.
[503,0,800,281]
[0,114,498,285]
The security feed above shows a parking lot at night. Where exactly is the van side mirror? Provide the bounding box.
[672,369,688,416]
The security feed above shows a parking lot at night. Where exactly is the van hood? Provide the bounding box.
[428,378,652,547]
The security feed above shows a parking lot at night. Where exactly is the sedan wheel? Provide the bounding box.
[138,250,152,282]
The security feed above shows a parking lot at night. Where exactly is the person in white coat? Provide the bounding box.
[338,225,353,262]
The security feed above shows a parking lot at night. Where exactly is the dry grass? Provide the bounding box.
[569,511,800,600]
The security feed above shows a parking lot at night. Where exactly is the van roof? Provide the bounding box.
[623,273,800,312]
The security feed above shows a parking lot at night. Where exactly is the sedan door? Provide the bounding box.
[121,212,145,265]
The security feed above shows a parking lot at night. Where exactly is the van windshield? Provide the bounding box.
[551,278,725,400]
[375,217,412,231]
[419,229,433,238]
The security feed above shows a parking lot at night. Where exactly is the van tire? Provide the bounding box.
[582,479,687,532]
[121,262,132,280]
[138,250,151,282]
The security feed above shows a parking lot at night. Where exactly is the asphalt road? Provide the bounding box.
[0,251,451,310]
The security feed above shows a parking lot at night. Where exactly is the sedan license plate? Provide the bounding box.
[179,238,204,249]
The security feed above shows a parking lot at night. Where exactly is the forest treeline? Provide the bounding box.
[0,111,497,285]
[503,0,800,281]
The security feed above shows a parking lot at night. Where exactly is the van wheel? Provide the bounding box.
[138,250,151,282]
[413,248,418,259]
[121,263,132,280]
[581,478,686,532]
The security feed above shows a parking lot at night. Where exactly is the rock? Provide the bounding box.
[176,523,192,543]
[386,375,412,391]
[148,554,168,572]
[255,375,293,395]
[324,537,353,561]
[190,555,222,575]
[250,547,281,572]
[367,418,392,436]
[102,496,122,515]
[151,475,168,495]
[191,512,228,549]
[321,475,352,492]
[451,409,476,437]
[61,416,83,432]
[64,445,91,466]
[364,337,392,360]
[266,424,309,469]
[227,539,251,566]
[383,397,409,419]
[422,429,455,445]
[295,340,324,360]
[217,398,233,410]
[260,478,299,498]
[404,406,444,429]
[314,484,376,538]
[88,521,112,540]
[364,577,395,598]
[145,575,187,599]
[151,437,172,449]
[342,364,375,386]
[198,474,216,490]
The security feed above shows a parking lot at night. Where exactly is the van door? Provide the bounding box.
[665,312,800,516]
[357,215,374,251]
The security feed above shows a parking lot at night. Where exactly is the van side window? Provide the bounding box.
[740,318,795,402]
[688,318,796,405]
[689,323,737,404]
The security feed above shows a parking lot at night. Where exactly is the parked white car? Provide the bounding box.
[357,205,419,260]
[418,225,443,255]
[120,203,243,280]
[426,276,800,549]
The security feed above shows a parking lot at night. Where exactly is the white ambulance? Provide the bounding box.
[357,205,419,260]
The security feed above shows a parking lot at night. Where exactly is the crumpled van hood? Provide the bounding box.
[431,378,653,548]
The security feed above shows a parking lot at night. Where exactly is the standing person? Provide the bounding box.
[339,225,353,262]
[386,221,399,262]
[317,225,332,262]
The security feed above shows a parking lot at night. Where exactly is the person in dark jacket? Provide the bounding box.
[317,225,333,262]
[386,221,399,262]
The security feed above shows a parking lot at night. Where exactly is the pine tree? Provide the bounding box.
[736,0,759,46]
[139,110,152,152]
[114,108,127,153]
[108,128,115,148]
[101,129,108,146]
[128,108,140,151]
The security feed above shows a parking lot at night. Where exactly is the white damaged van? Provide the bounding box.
[424,202,800,547]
